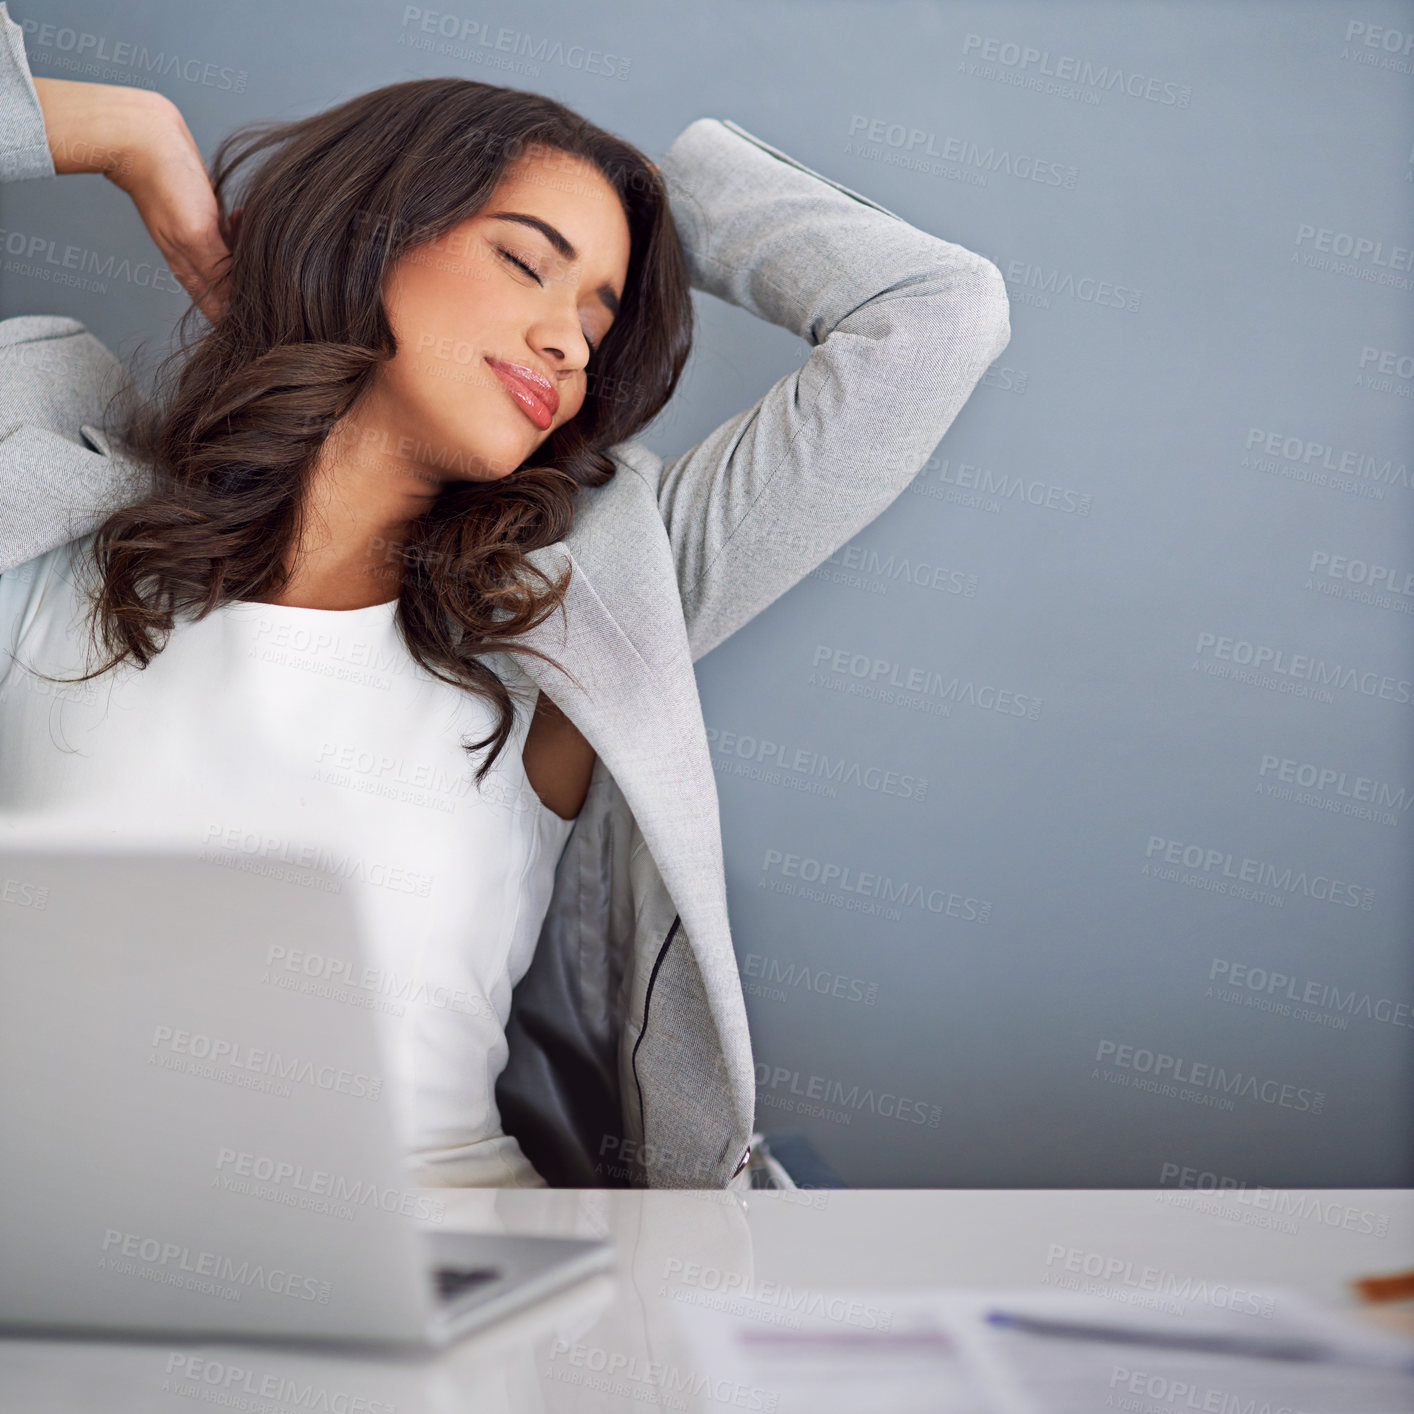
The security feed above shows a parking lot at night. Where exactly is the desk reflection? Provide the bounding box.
[0,1186,760,1414]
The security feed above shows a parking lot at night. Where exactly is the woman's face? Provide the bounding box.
[371,144,633,483]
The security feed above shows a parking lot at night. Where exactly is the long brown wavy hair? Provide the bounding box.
[70,77,693,785]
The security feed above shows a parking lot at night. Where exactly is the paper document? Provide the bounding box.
[675,1282,1414,1414]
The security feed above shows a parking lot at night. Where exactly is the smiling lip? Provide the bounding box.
[485,358,558,430]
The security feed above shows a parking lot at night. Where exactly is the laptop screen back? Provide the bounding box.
[0,846,436,1345]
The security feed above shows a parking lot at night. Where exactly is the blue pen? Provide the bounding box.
[984,1309,1414,1375]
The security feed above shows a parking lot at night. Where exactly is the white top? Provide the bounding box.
[0,534,576,1188]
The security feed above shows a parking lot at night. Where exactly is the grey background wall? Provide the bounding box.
[4,0,1410,1188]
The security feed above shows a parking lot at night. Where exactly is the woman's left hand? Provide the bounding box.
[33,77,233,321]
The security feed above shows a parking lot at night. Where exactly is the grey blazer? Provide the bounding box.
[0,3,1011,1188]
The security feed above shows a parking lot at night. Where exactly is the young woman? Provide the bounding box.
[0,4,1011,1190]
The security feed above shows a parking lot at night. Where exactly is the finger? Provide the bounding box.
[165,216,232,319]
[166,243,229,321]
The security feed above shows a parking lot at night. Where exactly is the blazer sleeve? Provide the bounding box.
[650,118,1010,663]
[0,2,55,182]
[0,3,152,577]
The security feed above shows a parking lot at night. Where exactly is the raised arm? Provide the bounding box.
[0,2,236,574]
[0,0,50,181]
[1,2,232,316]
[646,118,1010,663]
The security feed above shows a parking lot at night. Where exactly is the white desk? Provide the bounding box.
[2,1188,1410,1412]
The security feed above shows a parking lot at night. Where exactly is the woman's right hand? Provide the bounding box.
[32,77,232,322]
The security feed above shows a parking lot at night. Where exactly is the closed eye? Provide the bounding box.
[497,246,601,359]
[497,246,542,284]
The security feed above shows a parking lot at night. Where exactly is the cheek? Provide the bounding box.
[556,383,587,430]
[385,303,494,408]
[386,257,498,367]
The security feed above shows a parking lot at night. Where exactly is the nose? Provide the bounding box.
[534,335,589,375]
[529,304,592,373]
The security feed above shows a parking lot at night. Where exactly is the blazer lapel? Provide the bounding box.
[502,537,737,989]
[501,536,756,1183]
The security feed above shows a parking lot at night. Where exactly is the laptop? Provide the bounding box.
[0,843,613,1350]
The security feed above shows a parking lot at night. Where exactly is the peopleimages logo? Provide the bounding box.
[959,32,1192,107]
[398,8,631,81]
[248,616,415,688]
[1043,1245,1275,1318]
[215,1147,446,1224]
[662,1257,893,1330]
[547,1339,778,1410]
[0,876,48,909]
[845,114,1079,189]
[759,847,992,925]
[1356,343,1414,402]
[262,944,490,1019]
[1157,1162,1392,1237]
[100,1229,330,1303]
[1000,257,1142,311]
[150,1026,382,1102]
[809,644,1043,719]
[163,1355,397,1414]
[707,725,928,802]
[904,452,1092,515]
[1106,1367,1296,1411]
[1258,752,1412,818]
[202,823,434,898]
[1294,222,1413,272]
[1359,345,1414,382]
[1093,1041,1325,1114]
[741,953,879,1007]
[19,19,248,90]
[0,224,188,295]
[1243,426,1409,495]
[755,1063,943,1127]
[1209,959,1413,1030]
[1142,834,1374,910]
[1191,630,1412,709]
[821,540,979,598]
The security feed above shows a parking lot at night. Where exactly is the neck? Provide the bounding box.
[256,402,448,611]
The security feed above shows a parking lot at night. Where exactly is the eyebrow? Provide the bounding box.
[484,211,621,317]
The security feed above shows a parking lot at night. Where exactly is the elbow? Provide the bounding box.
[969,256,1012,366]
[897,254,1012,377]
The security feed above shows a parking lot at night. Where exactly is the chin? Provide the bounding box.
[478,412,549,478]
[420,419,533,483]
